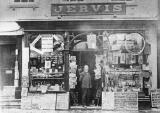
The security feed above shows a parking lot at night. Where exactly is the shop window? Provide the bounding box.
[14,0,34,2]
[62,0,84,1]
[9,0,39,8]
[102,32,151,94]
[28,34,66,93]
[68,31,151,108]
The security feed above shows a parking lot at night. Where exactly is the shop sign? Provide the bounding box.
[55,0,135,4]
[51,3,126,16]
[108,0,135,3]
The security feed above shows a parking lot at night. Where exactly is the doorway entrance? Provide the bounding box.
[69,51,102,109]
[0,44,16,89]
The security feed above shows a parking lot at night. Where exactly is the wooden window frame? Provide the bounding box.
[9,0,39,8]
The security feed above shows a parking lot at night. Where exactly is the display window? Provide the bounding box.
[28,34,66,93]
[68,31,152,108]
[103,32,151,94]
[26,30,152,108]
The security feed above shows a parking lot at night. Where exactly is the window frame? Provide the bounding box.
[9,0,39,8]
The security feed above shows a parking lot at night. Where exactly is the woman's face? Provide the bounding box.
[84,65,89,72]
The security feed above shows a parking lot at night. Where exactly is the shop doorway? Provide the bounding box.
[69,51,102,109]
[0,44,16,89]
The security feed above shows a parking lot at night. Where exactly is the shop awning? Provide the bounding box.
[0,22,24,36]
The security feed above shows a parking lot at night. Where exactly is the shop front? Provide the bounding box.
[1,0,156,111]
[19,19,157,110]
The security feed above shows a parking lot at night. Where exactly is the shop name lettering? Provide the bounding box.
[51,3,126,16]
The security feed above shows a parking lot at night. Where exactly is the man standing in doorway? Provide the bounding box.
[79,65,92,107]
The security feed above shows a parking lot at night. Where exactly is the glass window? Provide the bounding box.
[21,0,28,2]
[14,0,20,2]
[14,0,35,2]
[29,34,66,93]
[29,0,34,2]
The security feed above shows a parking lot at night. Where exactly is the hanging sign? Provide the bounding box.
[51,3,126,16]
[151,89,160,108]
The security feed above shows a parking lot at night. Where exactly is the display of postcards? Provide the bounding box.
[103,40,110,50]
[112,53,119,64]
[108,52,113,64]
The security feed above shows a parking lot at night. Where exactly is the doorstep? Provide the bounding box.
[70,106,101,110]
[151,108,160,111]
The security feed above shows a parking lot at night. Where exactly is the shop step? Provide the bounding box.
[0,97,21,109]
[70,106,101,110]
[138,96,151,102]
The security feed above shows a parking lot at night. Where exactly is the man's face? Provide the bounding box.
[84,65,89,72]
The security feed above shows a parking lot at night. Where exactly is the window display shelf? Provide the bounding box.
[32,78,64,80]
[49,72,64,74]
[109,70,141,72]
[29,90,66,93]
[71,49,101,52]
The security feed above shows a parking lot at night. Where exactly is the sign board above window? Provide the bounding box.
[52,0,135,4]
[9,0,39,8]
[51,3,126,16]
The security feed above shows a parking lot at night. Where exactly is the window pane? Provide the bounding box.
[29,0,34,2]
[21,0,28,2]
[14,0,20,2]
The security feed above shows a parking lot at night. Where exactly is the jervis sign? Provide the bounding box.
[51,3,126,16]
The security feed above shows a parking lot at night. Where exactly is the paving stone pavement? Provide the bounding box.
[1,109,160,113]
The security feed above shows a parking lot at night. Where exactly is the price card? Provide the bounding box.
[102,92,114,110]
[114,92,138,110]
[41,34,54,52]
[56,93,69,110]
[151,89,160,108]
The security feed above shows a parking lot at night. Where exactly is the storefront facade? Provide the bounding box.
[0,0,159,110]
